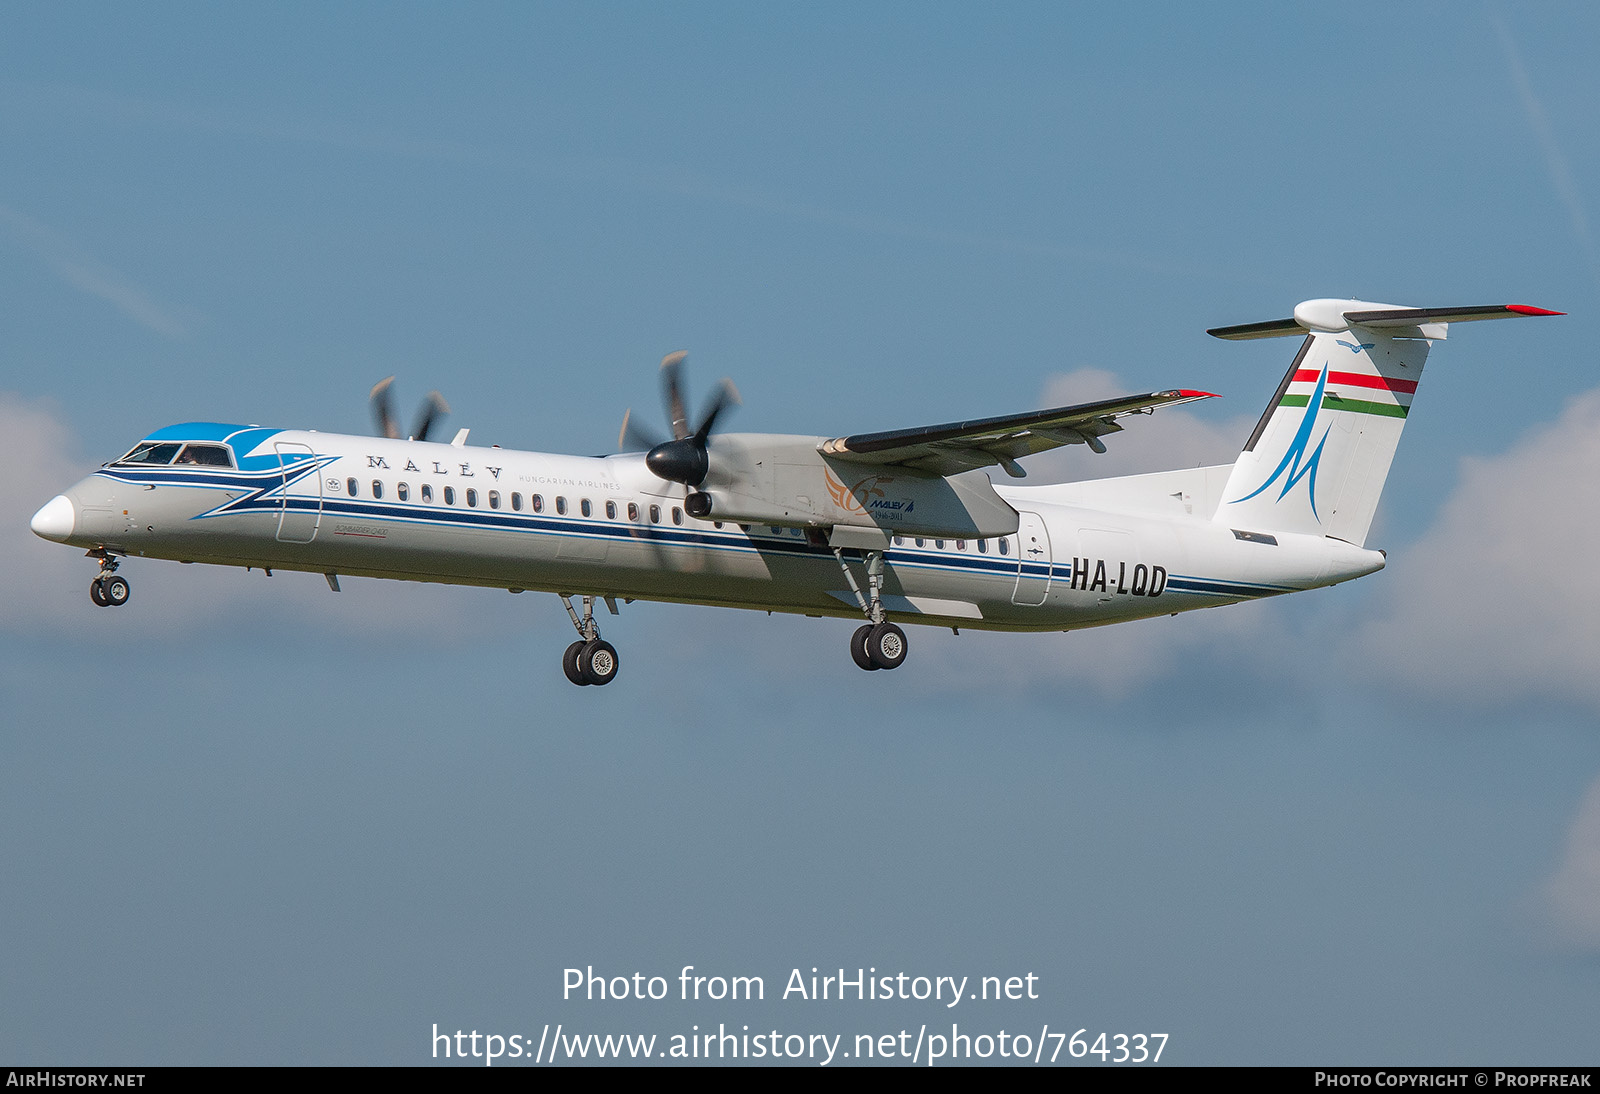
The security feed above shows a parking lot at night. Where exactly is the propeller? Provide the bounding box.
[619,351,740,490]
[370,377,451,442]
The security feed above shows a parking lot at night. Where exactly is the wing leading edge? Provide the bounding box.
[818,389,1217,477]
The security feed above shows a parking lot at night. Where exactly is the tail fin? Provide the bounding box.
[1211,299,1561,545]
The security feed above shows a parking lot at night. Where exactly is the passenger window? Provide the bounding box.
[673,507,683,525]
[421,484,433,503]
[532,494,544,513]
[372,481,383,499]
[489,490,500,510]
[606,500,617,520]
[444,486,456,505]
[935,539,944,549]
[398,482,409,501]
[346,478,359,496]
[955,539,966,550]
[977,539,987,553]
[999,537,1010,555]
[713,521,723,529]
[511,492,522,511]
[649,505,660,524]
[556,497,568,515]
[580,498,592,517]
[893,536,904,546]
[627,502,639,522]
[769,526,781,535]
[915,538,925,547]
[466,488,478,507]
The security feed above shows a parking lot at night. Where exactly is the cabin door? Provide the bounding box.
[273,442,323,543]
[1010,510,1053,606]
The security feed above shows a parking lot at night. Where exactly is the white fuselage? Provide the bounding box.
[36,427,1386,632]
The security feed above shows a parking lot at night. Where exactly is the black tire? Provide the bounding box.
[580,639,620,686]
[850,624,879,671]
[865,622,907,670]
[89,578,109,607]
[103,576,130,607]
[563,641,590,685]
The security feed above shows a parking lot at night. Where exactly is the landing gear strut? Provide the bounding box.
[558,594,620,686]
[87,551,130,608]
[833,547,907,671]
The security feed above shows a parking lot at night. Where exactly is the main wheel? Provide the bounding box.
[580,639,619,686]
[865,622,907,670]
[850,624,879,671]
[102,575,130,607]
[563,641,590,686]
[89,578,109,606]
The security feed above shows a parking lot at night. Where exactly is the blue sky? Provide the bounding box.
[4,2,1599,1065]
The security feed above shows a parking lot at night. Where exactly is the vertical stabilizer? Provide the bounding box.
[1209,298,1560,546]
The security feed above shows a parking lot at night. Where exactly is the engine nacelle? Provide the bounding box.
[690,433,1019,538]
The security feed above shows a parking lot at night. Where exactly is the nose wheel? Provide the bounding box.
[87,553,130,608]
[558,594,621,686]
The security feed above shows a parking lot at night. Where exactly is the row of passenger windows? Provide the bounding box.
[893,534,1010,555]
[340,478,688,524]
[334,476,1012,552]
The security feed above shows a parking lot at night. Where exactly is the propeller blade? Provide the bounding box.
[370,376,400,439]
[618,408,666,453]
[411,390,451,443]
[693,378,742,444]
[660,351,690,440]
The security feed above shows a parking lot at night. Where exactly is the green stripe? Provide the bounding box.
[1279,394,1409,419]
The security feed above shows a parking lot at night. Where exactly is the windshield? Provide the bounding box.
[115,442,182,465]
[114,441,235,468]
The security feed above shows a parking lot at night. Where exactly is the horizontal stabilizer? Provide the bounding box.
[1341,304,1564,327]
[1210,299,1561,340]
[1205,317,1303,341]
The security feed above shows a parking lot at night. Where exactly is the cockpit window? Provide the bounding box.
[116,442,182,465]
[175,444,234,467]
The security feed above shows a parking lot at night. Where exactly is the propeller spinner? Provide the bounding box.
[620,351,740,490]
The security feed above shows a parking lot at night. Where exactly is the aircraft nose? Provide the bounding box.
[30,495,76,542]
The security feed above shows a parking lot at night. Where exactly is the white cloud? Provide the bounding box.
[1532,774,1600,951]
[1350,388,1600,711]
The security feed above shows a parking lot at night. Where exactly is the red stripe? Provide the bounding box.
[1505,304,1564,316]
[1293,369,1418,395]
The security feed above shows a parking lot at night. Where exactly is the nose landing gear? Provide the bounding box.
[559,594,621,686]
[87,551,130,608]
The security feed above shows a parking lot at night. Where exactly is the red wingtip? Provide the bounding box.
[1505,305,1565,316]
[1176,389,1221,399]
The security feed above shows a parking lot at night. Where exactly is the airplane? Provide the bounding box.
[30,298,1560,686]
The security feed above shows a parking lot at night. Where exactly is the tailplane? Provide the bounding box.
[1211,299,1560,545]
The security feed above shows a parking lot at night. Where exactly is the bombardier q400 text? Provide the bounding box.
[31,299,1560,686]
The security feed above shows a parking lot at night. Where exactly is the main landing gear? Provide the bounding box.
[87,551,130,608]
[833,547,908,671]
[559,594,620,686]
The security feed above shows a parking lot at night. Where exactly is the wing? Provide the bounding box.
[818,389,1216,477]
